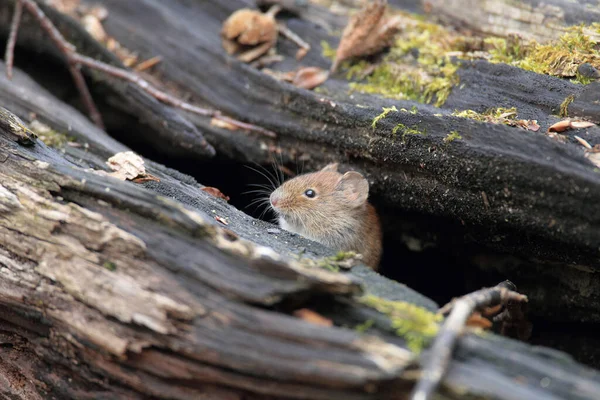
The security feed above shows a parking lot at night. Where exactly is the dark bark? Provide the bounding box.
[1,73,600,400]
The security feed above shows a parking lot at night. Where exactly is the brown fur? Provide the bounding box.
[270,163,383,270]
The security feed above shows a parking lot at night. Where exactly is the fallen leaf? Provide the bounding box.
[210,118,240,131]
[570,121,596,129]
[292,67,329,90]
[221,8,279,63]
[574,135,593,149]
[331,0,402,72]
[215,216,229,225]
[131,176,161,183]
[81,14,108,42]
[134,55,163,72]
[526,120,540,132]
[202,187,231,201]
[465,312,493,329]
[106,151,160,182]
[586,152,600,168]
[293,309,333,327]
[548,119,573,133]
[548,119,597,133]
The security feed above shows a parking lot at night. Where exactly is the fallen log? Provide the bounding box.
[1,80,600,399]
[1,0,600,398]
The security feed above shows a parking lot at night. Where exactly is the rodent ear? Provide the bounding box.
[321,163,339,173]
[337,171,369,207]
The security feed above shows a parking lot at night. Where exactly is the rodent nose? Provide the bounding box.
[270,193,279,207]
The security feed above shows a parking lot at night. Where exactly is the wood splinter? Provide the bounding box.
[410,280,528,400]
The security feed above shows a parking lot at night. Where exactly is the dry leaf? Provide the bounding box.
[574,135,593,149]
[570,121,596,129]
[293,309,333,327]
[210,118,240,131]
[586,152,600,168]
[292,67,329,89]
[221,8,278,63]
[331,0,402,72]
[215,216,229,225]
[202,187,231,201]
[548,120,573,133]
[548,119,596,133]
[106,151,159,182]
[81,14,107,42]
[526,120,540,132]
[465,312,493,329]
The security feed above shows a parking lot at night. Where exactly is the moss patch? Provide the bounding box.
[453,107,518,124]
[372,106,398,129]
[330,14,599,109]
[485,25,600,80]
[321,40,337,61]
[341,15,461,107]
[444,131,462,142]
[560,94,575,117]
[103,261,117,271]
[298,251,361,272]
[29,120,73,148]
[359,294,442,353]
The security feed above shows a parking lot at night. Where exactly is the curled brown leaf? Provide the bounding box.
[548,119,574,133]
[221,8,279,63]
[202,187,231,202]
[331,0,402,72]
[548,119,597,133]
[106,151,160,183]
[292,67,329,90]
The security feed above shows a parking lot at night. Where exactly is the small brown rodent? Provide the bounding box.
[269,163,382,270]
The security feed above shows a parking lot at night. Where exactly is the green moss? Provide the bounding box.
[452,107,518,125]
[360,295,442,353]
[354,319,374,333]
[560,94,575,117]
[29,120,73,148]
[332,251,357,261]
[345,16,460,107]
[298,251,360,273]
[392,123,426,140]
[341,17,599,112]
[371,106,398,129]
[103,261,117,271]
[486,25,600,80]
[321,40,336,61]
[444,131,462,142]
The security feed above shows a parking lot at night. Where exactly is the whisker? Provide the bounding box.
[245,164,278,191]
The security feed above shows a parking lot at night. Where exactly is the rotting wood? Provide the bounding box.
[1,75,600,399]
[1,1,600,398]
[53,0,600,324]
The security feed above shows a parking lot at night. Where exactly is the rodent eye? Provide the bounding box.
[304,189,316,198]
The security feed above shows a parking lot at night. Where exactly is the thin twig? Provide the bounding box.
[16,0,105,129]
[277,23,310,60]
[72,54,277,138]
[10,0,277,138]
[5,0,23,80]
[134,55,163,72]
[410,281,528,400]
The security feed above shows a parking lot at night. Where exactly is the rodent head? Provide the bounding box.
[269,163,369,230]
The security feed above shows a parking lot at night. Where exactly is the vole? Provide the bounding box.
[269,163,382,270]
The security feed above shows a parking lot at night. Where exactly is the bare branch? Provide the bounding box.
[17,0,105,129]
[5,0,23,80]
[410,281,528,400]
[10,0,276,138]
